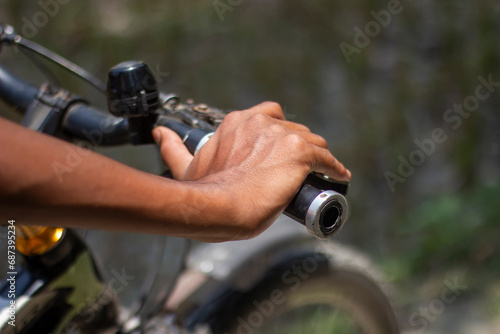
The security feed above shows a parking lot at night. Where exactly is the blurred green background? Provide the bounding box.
[1,0,500,332]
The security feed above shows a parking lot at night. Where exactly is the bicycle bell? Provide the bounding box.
[107,61,159,144]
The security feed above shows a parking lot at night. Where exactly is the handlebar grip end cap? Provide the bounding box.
[305,190,348,240]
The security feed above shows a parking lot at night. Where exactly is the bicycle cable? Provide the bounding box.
[0,24,106,93]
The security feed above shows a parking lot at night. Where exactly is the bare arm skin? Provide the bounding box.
[0,102,350,242]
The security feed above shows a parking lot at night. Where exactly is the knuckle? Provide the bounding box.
[261,101,284,118]
[267,123,286,136]
[284,133,307,149]
[262,101,282,112]
[222,111,242,125]
[315,135,328,149]
[299,124,311,132]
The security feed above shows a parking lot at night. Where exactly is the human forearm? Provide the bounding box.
[0,118,238,241]
[1,102,351,241]
[3,177,238,241]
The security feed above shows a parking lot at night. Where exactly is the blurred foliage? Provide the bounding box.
[1,0,500,286]
[388,180,500,280]
[484,283,500,323]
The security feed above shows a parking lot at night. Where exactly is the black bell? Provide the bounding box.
[107,61,159,117]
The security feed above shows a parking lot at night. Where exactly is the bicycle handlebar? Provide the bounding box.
[0,62,349,240]
[0,64,39,112]
[0,63,131,145]
[63,103,131,145]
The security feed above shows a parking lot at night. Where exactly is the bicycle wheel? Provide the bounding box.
[224,250,399,334]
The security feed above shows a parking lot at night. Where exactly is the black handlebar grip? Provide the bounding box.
[63,104,131,146]
[156,118,213,154]
[156,117,349,240]
[283,182,348,240]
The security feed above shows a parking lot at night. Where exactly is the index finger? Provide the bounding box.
[308,146,352,182]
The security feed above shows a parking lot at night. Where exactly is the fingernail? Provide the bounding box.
[152,128,161,145]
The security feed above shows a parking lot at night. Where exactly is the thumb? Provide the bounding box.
[153,126,193,180]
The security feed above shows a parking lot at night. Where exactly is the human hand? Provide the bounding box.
[152,102,351,238]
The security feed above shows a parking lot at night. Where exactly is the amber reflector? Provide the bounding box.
[16,225,65,256]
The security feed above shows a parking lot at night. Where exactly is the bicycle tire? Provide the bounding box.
[221,244,400,334]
